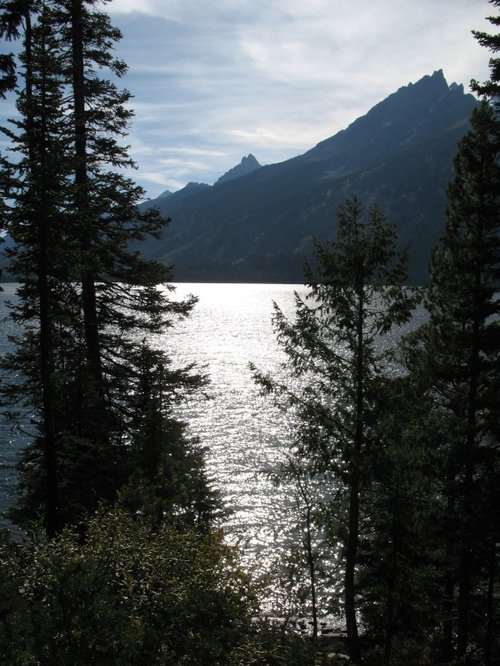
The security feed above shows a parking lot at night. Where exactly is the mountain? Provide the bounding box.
[146,72,476,283]
[215,154,261,185]
[156,189,173,199]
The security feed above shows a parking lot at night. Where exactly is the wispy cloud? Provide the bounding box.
[3,0,487,198]
[105,0,492,197]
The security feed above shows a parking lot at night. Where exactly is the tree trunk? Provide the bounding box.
[25,4,59,536]
[457,213,482,661]
[70,0,103,390]
[344,285,364,665]
[484,537,497,666]
[345,474,361,664]
[383,493,400,664]
[304,503,318,640]
[442,500,455,663]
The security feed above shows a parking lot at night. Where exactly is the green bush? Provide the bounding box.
[0,509,260,665]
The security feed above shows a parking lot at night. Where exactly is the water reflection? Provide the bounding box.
[0,284,28,531]
[0,282,304,545]
[0,281,424,579]
[161,283,305,565]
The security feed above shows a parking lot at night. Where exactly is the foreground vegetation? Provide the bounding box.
[0,0,499,664]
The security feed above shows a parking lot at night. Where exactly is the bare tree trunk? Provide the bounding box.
[304,503,318,640]
[345,474,361,664]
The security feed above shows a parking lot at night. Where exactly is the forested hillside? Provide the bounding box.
[138,70,478,284]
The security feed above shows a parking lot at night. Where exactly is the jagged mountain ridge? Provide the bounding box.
[215,154,261,185]
[138,70,478,283]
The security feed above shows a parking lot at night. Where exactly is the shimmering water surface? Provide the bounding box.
[0,282,424,583]
[0,283,304,558]
[165,283,305,559]
[0,283,29,532]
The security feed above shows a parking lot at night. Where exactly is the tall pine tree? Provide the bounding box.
[1,0,73,534]
[404,99,500,664]
[1,0,212,533]
[254,195,417,664]
[472,0,500,108]
[400,4,500,660]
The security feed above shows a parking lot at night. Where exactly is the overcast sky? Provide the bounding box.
[4,1,494,199]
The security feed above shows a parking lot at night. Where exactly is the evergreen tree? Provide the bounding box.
[0,1,25,281]
[404,100,500,664]
[0,0,24,97]
[469,14,500,662]
[392,8,500,662]
[472,0,500,108]
[358,371,446,664]
[1,0,73,534]
[0,0,211,533]
[254,195,417,663]
[116,343,221,531]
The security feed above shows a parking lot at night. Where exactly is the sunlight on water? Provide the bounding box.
[159,283,306,564]
[0,284,27,532]
[0,281,426,598]
[0,283,306,557]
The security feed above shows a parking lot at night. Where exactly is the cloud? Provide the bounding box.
[106,0,492,197]
[109,0,179,18]
[0,0,488,199]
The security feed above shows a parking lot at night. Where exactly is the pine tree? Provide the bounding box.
[358,370,446,663]
[0,0,24,97]
[1,0,210,532]
[254,195,417,663]
[1,0,74,534]
[469,14,500,662]
[472,0,500,108]
[0,1,25,282]
[404,100,500,664]
[117,343,221,531]
[395,7,500,662]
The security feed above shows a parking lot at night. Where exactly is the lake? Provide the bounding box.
[1,280,429,627]
[0,280,425,601]
[0,283,305,561]
[157,283,306,562]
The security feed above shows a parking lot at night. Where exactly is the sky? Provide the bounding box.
[1,1,494,199]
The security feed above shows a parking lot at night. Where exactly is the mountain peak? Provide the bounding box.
[215,154,261,186]
[307,71,473,165]
[137,72,478,284]
[405,69,448,95]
